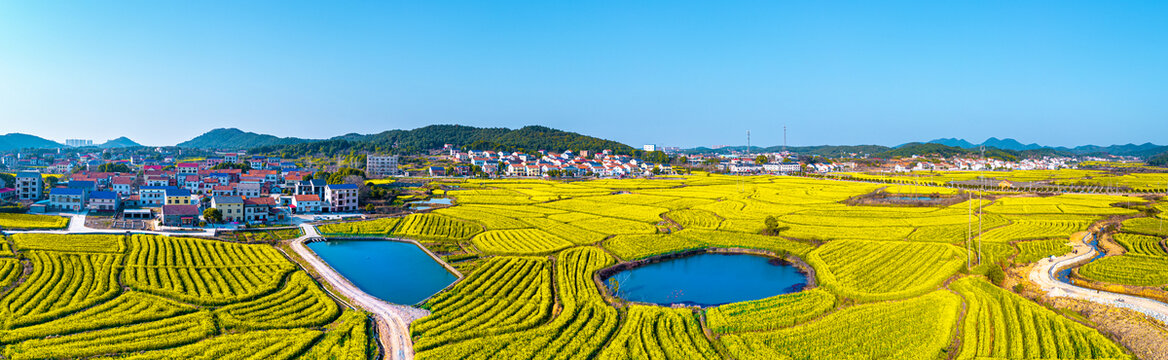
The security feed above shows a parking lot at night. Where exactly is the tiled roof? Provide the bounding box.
[294,195,320,202]
[212,196,244,204]
[162,204,199,216]
[49,188,85,196]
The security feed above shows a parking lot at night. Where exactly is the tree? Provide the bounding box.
[365,204,375,212]
[646,151,669,164]
[44,176,59,189]
[986,263,1006,286]
[0,173,14,188]
[203,208,223,224]
[97,162,131,173]
[211,162,252,171]
[702,158,720,166]
[328,167,366,184]
[755,155,768,165]
[763,215,789,236]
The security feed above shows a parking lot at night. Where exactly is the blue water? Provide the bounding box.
[425,198,453,205]
[606,253,807,306]
[1056,234,1104,284]
[888,196,936,201]
[307,240,457,305]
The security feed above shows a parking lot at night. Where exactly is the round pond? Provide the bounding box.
[605,253,807,306]
[307,239,458,304]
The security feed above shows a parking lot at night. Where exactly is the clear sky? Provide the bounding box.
[1,1,1166,148]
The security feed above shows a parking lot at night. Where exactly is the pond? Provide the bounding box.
[887,196,937,201]
[425,198,453,205]
[307,239,458,305]
[605,253,808,306]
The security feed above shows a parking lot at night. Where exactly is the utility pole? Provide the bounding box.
[783,126,788,154]
[967,191,972,270]
[978,146,984,265]
[746,130,751,156]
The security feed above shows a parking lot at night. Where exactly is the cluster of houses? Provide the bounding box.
[885,156,1075,172]
[4,160,360,228]
[449,149,674,177]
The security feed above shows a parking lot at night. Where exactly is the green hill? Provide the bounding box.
[176,128,315,149]
[98,137,142,148]
[0,133,63,151]
[251,125,636,157]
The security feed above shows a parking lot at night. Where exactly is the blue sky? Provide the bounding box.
[1,1,1166,148]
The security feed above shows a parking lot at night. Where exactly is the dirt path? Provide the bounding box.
[291,224,429,360]
[1029,232,1168,326]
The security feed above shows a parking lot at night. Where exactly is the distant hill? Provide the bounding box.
[877,143,1020,161]
[98,137,142,148]
[0,133,63,152]
[251,125,637,157]
[679,145,890,158]
[177,128,315,149]
[922,138,1166,157]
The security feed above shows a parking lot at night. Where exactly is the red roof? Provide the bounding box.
[294,195,320,202]
[162,204,199,216]
[244,197,276,206]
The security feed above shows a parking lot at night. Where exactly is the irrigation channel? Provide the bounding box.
[601,252,809,307]
[1030,232,1168,325]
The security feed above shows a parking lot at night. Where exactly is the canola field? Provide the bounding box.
[320,175,1154,359]
[0,233,370,359]
[2,174,1161,359]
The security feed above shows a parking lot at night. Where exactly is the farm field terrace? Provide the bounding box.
[318,174,1158,359]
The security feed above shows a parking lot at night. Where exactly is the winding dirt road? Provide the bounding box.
[291,224,429,360]
[1029,232,1168,325]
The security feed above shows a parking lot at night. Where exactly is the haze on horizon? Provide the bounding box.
[1,1,1166,149]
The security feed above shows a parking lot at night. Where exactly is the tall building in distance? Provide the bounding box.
[366,155,402,177]
[65,139,93,147]
[642,144,657,152]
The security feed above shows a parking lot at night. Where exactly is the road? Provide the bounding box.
[3,213,217,236]
[290,224,429,360]
[1029,232,1168,326]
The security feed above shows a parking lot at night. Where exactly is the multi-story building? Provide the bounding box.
[165,188,192,205]
[161,205,199,227]
[235,183,261,198]
[48,188,87,211]
[292,194,321,213]
[366,155,401,177]
[65,139,93,147]
[243,197,275,222]
[324,184,358,212]
[111,177,134,196]
[139,186,174,206]
[176,163,200,175]
[88,191,120,211]
[15,172,43,201]
[296,179,327,198]
[211,196,244,222]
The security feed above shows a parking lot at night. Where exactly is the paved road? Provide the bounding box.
[1029,232,1168,325]
[290,224,429,360]
[3,213,217,236]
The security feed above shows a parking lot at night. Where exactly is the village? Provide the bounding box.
[0,140,1136,231]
